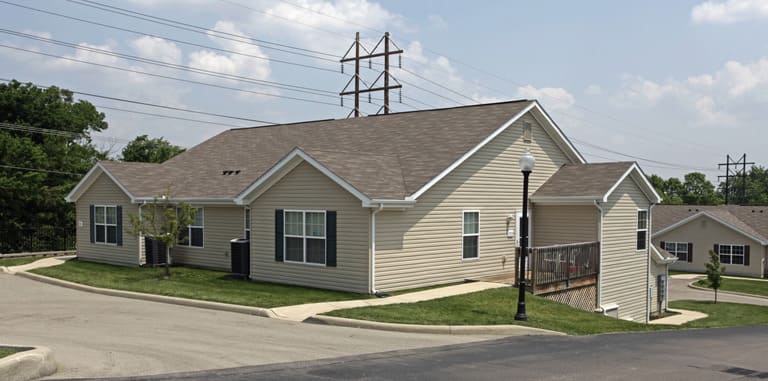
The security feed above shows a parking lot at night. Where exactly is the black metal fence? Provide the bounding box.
[0,226,76,254]
[516,241,600,293]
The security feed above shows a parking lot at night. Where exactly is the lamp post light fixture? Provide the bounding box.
[515,148,535,321]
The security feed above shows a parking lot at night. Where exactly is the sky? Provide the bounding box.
[2,0,768,183]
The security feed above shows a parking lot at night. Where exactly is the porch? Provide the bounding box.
[514,241,600,295]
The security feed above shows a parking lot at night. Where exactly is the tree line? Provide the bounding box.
[648,167,768,206]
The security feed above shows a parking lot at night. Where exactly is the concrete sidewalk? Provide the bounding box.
[271,281,509,321]
[648,308,707,325]
[1,255,75,275]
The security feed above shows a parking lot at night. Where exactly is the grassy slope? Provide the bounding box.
[0,256,41,267]
[32,260,369,308]
[0,348,19,359]
[695,278,768,297]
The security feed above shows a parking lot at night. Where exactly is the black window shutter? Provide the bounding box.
[116,206,123,246]
[744,245,750,266]
[687,242,693,263]
[660,241,666,250]
[275,209,284,262]
[326,211,337,267]
[713,244,719,262]
[89,205,95,243]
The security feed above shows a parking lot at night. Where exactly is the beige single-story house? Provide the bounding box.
[653,205,768,278]
[66,100,668,322]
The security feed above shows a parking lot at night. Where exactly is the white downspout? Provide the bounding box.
[647,203,655,324]
[594,200,604,308]
[137,202,145,266]
[371,203,384,294]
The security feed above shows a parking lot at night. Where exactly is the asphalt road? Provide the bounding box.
[60,325,768,381]
[0,274,494,379]
[669,277,768,306]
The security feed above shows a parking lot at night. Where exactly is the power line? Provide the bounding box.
[0,0,341,74]
[66,0,340,62]
[92,105,247,128]
[571,137,715,172]
[0,78,276,124]
[0,121,132,144]
[398,67,478,104]
[0,29,339,99]
[0,164,84,176]
[0,44,347,108]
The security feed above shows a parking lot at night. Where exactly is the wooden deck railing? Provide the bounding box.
[516,241,600,294]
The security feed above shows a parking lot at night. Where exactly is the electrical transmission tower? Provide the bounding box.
[340,32,403,117]
[718,154,755,205]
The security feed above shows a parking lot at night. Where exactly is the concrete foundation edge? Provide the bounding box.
[15,271,277,318]
[687,281,768,300]
[0,346,56,381]
[305,315,566,336]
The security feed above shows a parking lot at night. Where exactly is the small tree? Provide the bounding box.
[128,192,196,278]
[705,249,726,303]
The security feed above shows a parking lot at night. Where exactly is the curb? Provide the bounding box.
[0,345,56,381]
[16,271,277,318]
[305,315,566,336]
[687,281,768,301]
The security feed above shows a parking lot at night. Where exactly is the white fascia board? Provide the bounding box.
[653,211,768,245]
[363,199,416,208]
[234,148,372,206]
[602,163,662,203]
[134,197,238,205]
[529,196,602,205]
[650,245,678,265]
[65,162,136,203]
[407,101,587,201]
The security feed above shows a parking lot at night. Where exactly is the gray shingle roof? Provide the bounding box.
[99,100,533,200]
[531,162,635,199]
[653,205,768,243]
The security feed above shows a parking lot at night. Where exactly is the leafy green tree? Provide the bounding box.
[682,172,722,205]
[719,166,768,205]
[0,80,107,240]
[705,249,725,304]
[121,135,185,163]
[128,192,196,278]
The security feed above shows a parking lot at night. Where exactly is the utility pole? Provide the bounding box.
[340,32,403,117]
[718,154,755,205]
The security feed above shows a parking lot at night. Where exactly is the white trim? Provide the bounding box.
[235,148,372,206]
[93,204,118,245]
[363,199,416,208]
[407,101,587,201]
[651,245,679,265]
[652,211,768,245]
[530,196,603,204]
[134,197,237,205]
[660,241,688,262]
[65,163,136,203]
[177,207,204,248]
[528,101,586,164]
[716,243,746,265]
[244,207,251,240]
[594,201,604,307]
[461,210,480,260]
[283,209,327,265]
[603,163,662,203]
[637,208,649,252]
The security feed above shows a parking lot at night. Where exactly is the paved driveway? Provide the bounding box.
[0,274,494,379]
[669,276,768,306]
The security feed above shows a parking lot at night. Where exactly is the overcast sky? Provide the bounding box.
[1,0,767,183]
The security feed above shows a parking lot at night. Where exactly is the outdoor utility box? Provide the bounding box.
[145,235,167,266]
[230,238,250,279]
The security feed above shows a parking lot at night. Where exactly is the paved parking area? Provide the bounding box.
[669,276,768,306]
[0,274,495,379]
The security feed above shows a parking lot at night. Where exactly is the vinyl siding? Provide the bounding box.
[653,216,765,278]
[172,206,244,271]
[249,162,370,293]
[532,205,598,247]
[75,174,139,267]
[600,177,651,323]
[649,260,667,315]
[375,112,573,291]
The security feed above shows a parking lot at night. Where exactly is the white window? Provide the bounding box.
[636,210,648,251]
[664,242,689,261]
[244,208,251,240]
[718,244,744,265]
[284,210,326,265]
[462,211,479,259]
[94,205,117,245]
[178,207,204,248]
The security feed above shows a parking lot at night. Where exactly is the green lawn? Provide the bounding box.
[32,260,370,308]
[0,256,41,267]
[0,348,19,359]
[325,288,768,335]
[695,278,768,297]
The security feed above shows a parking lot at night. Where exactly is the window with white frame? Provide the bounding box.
[178,207,204,247]
[636,210,648,250]
[664,242,688,261]
[94,205,118,244]
[463,211,479,259]
[244,208,251,240]
[718,244,744,265]
[284,210,326,264]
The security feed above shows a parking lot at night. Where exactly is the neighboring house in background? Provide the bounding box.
[653,205,768,278]
[66,100,667,323]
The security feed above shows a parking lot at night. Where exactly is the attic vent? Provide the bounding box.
[222,170,242,176]
[522,121,532,143]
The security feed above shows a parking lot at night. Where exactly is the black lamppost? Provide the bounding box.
[515,148,535,321]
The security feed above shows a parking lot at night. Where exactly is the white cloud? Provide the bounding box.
[516,85,576,111]
[584,84,602,95]
[428,14,448,29]
[22,30,52,39]
[188,21,271,85]
[49,42,120,69]
[130,36,181,65]
[691,0,768,24]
